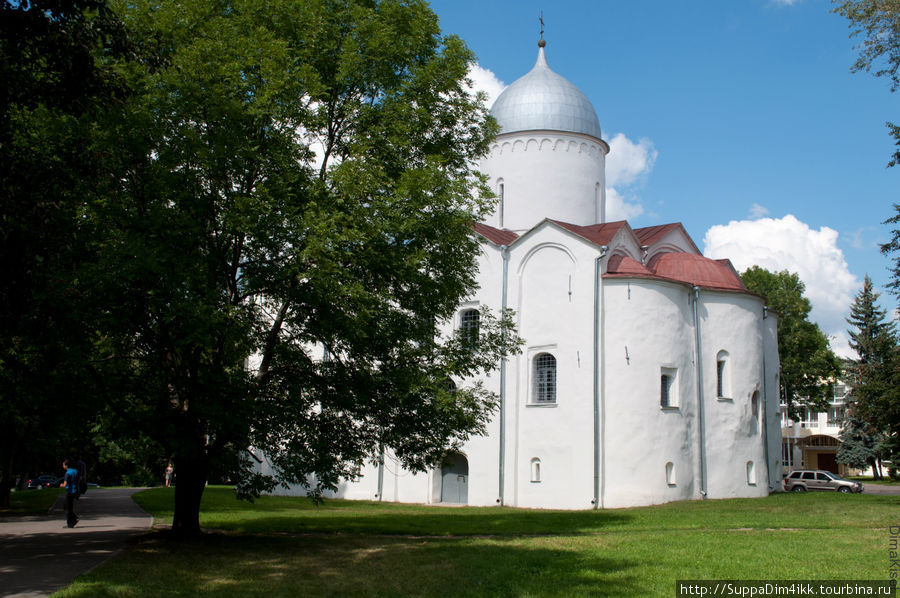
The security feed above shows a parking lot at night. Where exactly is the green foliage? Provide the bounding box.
[833,0,900,166]
[91,419,167,487]
[741,267,840,415]
[0,488,64,517]
[49,0,516,533]
[836,414,886,471]
[883,204,900,299]
[846,274,897,364]
[873,206,900,461]
[0,0,133,508]
[843,274,898,477]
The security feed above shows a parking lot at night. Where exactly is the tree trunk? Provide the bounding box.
[171,455,208,536]
[0,450,14,509]
[867,457,881,480]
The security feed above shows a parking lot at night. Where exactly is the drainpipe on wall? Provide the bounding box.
[498,245,509,506]
[593,246,607,509]
[692,286,708,498]
[761,305,773,491]
[376,445,384,501]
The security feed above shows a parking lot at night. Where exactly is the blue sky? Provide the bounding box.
[429,0,898,357]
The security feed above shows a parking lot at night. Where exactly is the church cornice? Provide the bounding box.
[490,130,610,155]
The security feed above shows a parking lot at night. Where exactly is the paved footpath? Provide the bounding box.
[860,483,900,495]
[0,489,153,598]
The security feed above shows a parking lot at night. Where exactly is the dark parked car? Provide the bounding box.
[783,470,863,493]
[26,475,62,489]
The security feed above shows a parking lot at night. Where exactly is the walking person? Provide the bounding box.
[61,459,80,528]
[165,463,174,488]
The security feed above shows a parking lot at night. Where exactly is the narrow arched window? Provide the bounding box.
[460,309,479,348]
[660,374,672,407]
[533,353,557,403]
[498,181,505,228]
[660,367,677,408]
[530,458,541,483]
[751,390,760,420]
[665,461,676,486]
[716,350,730,398]
[746,461,757,485]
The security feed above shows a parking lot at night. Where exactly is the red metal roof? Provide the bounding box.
[550,220,628,247]
[473,222,519,246]
[633,223,701,254]
[647,252,747,292]
[605,254,657,277]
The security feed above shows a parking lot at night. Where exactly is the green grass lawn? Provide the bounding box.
[54,488,899,598]
[1,488,63,516]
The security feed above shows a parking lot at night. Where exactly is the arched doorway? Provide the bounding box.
[440,452,468,504]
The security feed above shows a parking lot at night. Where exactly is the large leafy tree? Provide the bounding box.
[82,0,517,534]
[0,0,132,507]
[833,0,900,166]
[741,267,841,418]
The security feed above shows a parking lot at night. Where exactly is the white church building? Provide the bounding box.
[265,41,784,509]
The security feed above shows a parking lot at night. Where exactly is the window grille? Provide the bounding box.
[533,353,557,403]
[460,309,479,347]
[827,407,843,427]
[660,374,672,407]
[716,360,725,397]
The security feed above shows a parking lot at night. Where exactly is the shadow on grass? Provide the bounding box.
[61,532,646,597]
[137,487,900,537]
[212,508,635,536]
[137,487,635,536]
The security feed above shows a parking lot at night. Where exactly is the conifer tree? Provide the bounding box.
[846,275,897,364]
[841,275,897,478]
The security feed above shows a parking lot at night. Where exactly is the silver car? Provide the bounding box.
[783,470,863,493]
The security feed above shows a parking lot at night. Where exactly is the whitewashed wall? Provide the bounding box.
[480,131,608,232]
[601,278,699,508]
[260,232,781,510]
[699,292,770,500]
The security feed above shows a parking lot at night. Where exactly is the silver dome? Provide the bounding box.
[491,47,602,139]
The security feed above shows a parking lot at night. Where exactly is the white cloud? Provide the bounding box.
[604,133,657,221]
[703,214,860,359]
[606,133,658,187]
[749,203,769,219]
[606,187,645,221]
[466,63,506,109]
[845,225,880,251]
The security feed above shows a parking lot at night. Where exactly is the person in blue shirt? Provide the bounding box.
[61,459,79,528]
